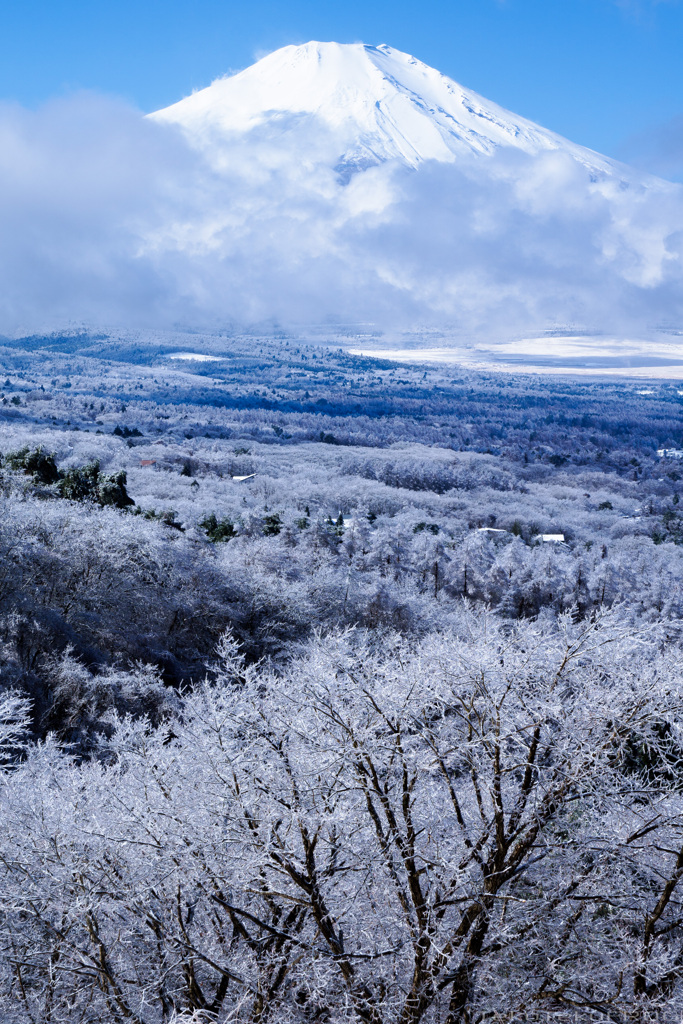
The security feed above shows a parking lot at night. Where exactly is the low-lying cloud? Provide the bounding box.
[0,92,682,340]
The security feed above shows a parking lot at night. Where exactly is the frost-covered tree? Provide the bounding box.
[2,613,683,1022]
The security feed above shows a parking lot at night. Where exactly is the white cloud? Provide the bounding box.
[0,93,681,340]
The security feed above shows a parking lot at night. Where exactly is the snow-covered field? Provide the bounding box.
[349,333,683,377]
[168,351,223,362]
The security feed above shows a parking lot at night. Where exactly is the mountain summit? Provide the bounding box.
[151,41,620,181]
[139,42,682,338]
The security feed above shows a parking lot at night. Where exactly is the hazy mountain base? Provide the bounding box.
[2,329,683,1020]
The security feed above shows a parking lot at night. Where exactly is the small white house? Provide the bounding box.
[232,474,256,482]
[541,534,565,543]
[657,448,683,459]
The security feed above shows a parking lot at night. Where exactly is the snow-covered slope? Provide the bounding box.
[133,41,683,340]
[151,41,625,181]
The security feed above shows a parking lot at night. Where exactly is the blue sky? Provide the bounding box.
[0,0,682,165]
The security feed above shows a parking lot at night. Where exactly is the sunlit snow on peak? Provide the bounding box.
[150,40,630,181]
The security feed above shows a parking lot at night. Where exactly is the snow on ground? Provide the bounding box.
[168,352,223,362]
[348,333,683,377]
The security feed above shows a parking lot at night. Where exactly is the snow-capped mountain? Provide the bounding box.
[137,42,683,340]
[151,41,626,182]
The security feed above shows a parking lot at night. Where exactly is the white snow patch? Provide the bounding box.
[168,352,222,362]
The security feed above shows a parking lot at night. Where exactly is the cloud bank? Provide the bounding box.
[0,92,682,340]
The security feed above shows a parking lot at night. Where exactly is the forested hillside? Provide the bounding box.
[1,329,683,1021]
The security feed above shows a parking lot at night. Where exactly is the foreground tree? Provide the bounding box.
[1,612,683,1022]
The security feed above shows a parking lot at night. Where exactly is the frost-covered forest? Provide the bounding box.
[2,328,683,1022]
